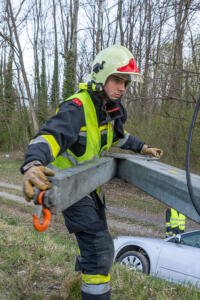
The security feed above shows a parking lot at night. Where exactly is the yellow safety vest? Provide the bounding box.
[52,90,114,170]
[170,208,186,230]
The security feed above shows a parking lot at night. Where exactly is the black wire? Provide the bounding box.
[186,96,200,216]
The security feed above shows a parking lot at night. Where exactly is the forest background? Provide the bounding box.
[0,0,200,171]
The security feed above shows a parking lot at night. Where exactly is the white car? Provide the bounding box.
[114,230,200,288]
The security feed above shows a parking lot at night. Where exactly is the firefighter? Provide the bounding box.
[165,207,186,237]
[21,45,163,300]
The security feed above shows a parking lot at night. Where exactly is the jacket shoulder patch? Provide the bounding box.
[72,98,83,107]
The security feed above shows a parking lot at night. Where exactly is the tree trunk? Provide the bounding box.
[7,0,39,132]
[96,0,104,53]
[50,0,59,108]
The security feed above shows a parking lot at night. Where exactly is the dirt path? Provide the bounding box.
[0,181,31,205]
[0,181,22,191]
[0,191,31,205]
[107,206,200,237]
[107,205,164,226]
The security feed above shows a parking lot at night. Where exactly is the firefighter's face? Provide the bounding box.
[104,75,126,100]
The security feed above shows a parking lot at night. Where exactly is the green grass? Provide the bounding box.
[0,159,23,185]
[104,181,167,215]
[0,158,200,298]
[0,197,200,299]
[0,198,80,299]
[0,186,23,196]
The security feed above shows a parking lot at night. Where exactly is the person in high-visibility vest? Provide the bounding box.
[21,45,163,300]
[165,207,186,238]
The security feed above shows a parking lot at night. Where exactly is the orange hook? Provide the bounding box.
[33,191,52,232]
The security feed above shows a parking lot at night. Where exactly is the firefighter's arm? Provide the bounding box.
[113,129,163,158]
[21,100,85,201]
[112,130,145,153]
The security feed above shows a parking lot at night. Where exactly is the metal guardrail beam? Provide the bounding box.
[111,153,200,223]
[37,153,200,223]
[40,156,117,213]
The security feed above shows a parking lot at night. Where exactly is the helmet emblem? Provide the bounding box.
[93,60,105,74]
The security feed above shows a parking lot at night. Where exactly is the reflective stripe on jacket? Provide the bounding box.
[170,208,186,230]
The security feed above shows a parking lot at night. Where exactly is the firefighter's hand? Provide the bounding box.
[23,166,55,202]
[141,144,163,158]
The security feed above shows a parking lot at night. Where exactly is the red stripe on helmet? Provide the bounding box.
[117,58,139,73]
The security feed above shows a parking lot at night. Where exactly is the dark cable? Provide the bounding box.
[186,95,200,216]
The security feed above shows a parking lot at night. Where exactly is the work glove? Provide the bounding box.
[23,165,55,202]
[140,144,163,158]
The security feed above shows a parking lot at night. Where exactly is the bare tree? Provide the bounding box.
[96,0,104,53]
[62,0,79,98]
[6,0,39,132]
[169,0,193,99]
[50,0,59,108]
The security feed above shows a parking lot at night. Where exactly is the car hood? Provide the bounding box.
[114,235,165,247]
[113,235,166,259]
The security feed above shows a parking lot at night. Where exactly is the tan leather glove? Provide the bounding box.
[23,166,55,202]
[140,144,163,158]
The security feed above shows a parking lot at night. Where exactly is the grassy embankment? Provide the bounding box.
[0,159,200,299]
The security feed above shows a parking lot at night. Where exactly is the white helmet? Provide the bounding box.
[88,45,143,85]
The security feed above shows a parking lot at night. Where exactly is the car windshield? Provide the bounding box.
[180,231,200,248]
[168,231,200,248]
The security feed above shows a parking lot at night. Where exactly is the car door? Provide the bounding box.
[155,231,200,287]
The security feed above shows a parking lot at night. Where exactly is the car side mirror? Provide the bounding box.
[175,234,181,243]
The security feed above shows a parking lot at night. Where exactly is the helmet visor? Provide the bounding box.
[112,73,132,81]
[113,73,143,84]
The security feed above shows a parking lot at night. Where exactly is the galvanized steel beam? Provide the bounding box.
[39,156,117,213]
[36,153,200,223]
[110,153,200,223]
